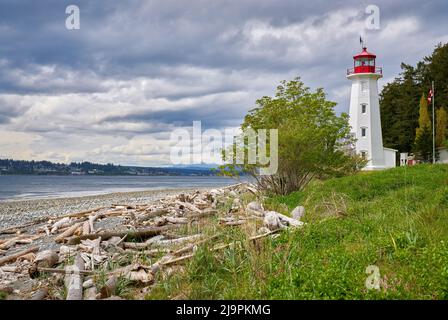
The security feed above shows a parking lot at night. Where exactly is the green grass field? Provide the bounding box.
[147,164,448,299]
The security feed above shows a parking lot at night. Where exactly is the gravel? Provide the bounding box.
[0,188,205,230]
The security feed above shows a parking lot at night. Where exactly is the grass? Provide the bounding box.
[0,291,8,300]
[146,164,448,300]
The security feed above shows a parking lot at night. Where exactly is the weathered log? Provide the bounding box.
[29,266,93,278]
[0,234,37,250]
[67,225,181,245]
[175,201,202,213]
[0,217,49,235]
[0,266,21,273]
[222,220,246,226]
[154,234,203,247]
[172,234,219,256]
[82,221,90,236]
[58,207,105,219]
[157,230,280,268]
[17,252,35,262]
[66,253,85,300]
[88,212,102,233]
[263,211,287,231]
[84,286,98,300]
[34,250,59,268]
[51,217,71,234]
[0,228,19,235]
[102,296,123,300]
[112,204,136,209]
[274,212,304,227]
[165,216,189,224]
[31,287,48,300]
[186,209,218,219]
[55,222,83,243]
[124,248,170,256]
[0,246,39,266]
[136,209,169,222]
[100,275,118,299]
[122,242,150,250]
[0,237,20,250]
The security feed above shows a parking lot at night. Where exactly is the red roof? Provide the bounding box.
[354,47,376,59]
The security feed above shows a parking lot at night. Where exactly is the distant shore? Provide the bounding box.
[0,187,210,229]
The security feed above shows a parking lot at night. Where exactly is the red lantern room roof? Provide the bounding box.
[347,46,382,76]
[354,47,376,59]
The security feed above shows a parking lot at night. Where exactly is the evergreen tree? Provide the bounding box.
[380,64,420,152]
[380,43,448,154]
[414,95,433,161]
[436,107,447,147]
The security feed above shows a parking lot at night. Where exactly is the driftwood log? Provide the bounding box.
[55,222,83,243]
[100,275,118,299]
[29,266,93,278]
[66,253,85,300]
[31,287,49,300]
[137,209,169,223]
[67,225,181,245]
[34,250,59,268]
[0,246,39,266]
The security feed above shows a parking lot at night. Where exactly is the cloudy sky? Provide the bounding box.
[0,0,447,166]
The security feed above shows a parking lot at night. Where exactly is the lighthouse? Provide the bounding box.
[347,46,397,169]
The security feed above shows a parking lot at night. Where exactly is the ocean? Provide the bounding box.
[0,175,240,201]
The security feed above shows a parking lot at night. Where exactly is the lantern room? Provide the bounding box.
[347,47,382,75]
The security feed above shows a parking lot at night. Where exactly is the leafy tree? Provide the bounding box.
[219,78,366,195]
[414,95,433,161]
[436,107,447,147]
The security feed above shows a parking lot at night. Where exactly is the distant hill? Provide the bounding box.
[0,159,218,176]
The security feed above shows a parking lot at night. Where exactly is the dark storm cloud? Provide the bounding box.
[1,0,447,92]
[101,102,246,130]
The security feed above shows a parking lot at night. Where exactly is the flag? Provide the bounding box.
[427,89,434,104]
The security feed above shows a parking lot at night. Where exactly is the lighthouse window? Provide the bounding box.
[361,104,367,113]
[361,81,368,92]
[361,127,367,137]
[361,151,368,159]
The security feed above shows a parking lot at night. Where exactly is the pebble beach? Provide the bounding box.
[0,188,204,230]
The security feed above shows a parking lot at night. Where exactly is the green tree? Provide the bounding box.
[436,107,447,147]
[414,94,433,161]
[380,43,448,154]
[380,64,420,152]
[219,78,365,195]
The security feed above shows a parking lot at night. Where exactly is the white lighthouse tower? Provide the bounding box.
[347,45,397,169]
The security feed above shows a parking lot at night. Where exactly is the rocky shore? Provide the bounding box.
[0,188,207,230]
[0,183,304,300]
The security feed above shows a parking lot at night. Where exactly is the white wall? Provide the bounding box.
[347,73,385,169]
[384,148,397,168]
[438,148,448,164]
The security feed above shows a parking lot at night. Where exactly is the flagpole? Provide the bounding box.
[432,80,435,164]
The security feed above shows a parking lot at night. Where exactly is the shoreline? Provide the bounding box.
[0,187,212,230]
[0,186,208,203]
